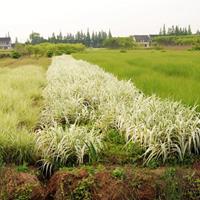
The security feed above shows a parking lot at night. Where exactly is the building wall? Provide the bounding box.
[0,42,12,49]
[137,42,150,48]
[132,36,150,48]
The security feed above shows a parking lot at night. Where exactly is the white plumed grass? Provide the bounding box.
[36,124,103,174]
[40,55,200,165]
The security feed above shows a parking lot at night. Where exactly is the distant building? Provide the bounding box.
[132,35,151,47]
[0,37,12,49]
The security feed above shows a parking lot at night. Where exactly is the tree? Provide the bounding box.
[103,37,136,49]
[27,29,112,48]
[29,32,45,44]
[49,33,56,43]
[184,28,188,35]
[108,29,112,38]
[163,24,166,35]
[15,37,19,44]
[86,29,91,47]
[159,28,162,35]
[188,25,192,35]
[57,32,63,42]
[175,26,179,35]
[167,28,172,35]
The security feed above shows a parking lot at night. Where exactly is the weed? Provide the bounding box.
[162,168,181,200]
[146,159,160,169]
[112,167,125,180]
[14,184,32,200]
[183,173,200,199]
[71,178,93,200]
[16,163,29,173]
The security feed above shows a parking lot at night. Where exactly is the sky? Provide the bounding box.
[0,0,199,42]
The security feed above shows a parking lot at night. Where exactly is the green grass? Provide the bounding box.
[0,58,48,164]
[73,49,200,110]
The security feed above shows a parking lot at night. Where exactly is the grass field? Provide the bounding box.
[0,56,51,70]
[0,57,50,163]
[0,55,200,199]
[73,49,200,110]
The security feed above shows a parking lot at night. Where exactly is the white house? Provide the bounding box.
[132,35,151,47]
[0,37,12,49]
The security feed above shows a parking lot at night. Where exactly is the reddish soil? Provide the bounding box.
[46,169,89,200]
[0,165,200,200]
[0,167,45,200]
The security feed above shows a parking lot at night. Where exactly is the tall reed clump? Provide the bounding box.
[38,55,200,169]
[0,65,46,164]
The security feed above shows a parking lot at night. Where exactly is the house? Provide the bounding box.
[0,37,12,49]
[132,35,151,47]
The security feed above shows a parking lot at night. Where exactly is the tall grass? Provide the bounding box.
[40,55,200,166]
[0,65,46,163]
[73,49,200,110]
[36,125,103,174]
[0,56,51,70]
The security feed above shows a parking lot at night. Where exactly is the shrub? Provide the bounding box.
[12,43,85,58]
[153,35,200,46]
[103,37,136,49]
[11,51,21,59]
[28,43,85,57]
[191,45,200,51]
[0,51,11,58]
[46,50,53,57]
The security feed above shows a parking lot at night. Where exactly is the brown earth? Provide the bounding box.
[0,167,45,200]
[0,165,200,200]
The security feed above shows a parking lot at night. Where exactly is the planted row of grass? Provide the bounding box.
[0,59,47,164]
[38,55,200,172]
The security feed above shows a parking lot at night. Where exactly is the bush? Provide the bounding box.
[28,43,85,57]
[191,45,200,51]
[46,50,54,57]
[153,35,200,46]
[103,37,136,49]
[0,51,11,58]
[13,43,85,58]
[11,51,21,59]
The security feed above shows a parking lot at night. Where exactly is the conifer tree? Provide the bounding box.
[163,24,166,35]
[108,29,112,38]
[188,25,192,35]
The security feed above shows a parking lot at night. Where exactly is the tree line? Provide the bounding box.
[27,30,112,48]
[159,24,194,36]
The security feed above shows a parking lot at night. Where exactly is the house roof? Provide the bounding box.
[133,35,150,42]
[0,37,11,43]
